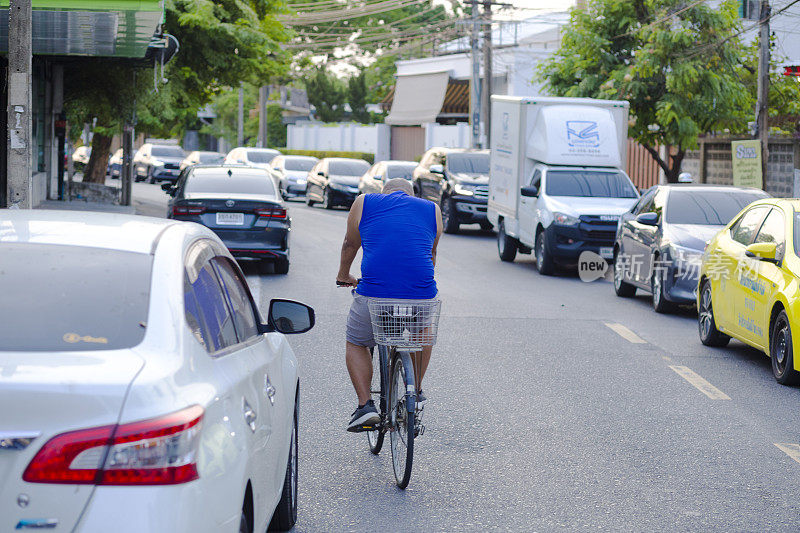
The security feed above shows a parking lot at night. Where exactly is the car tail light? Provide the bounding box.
[23,405,203,486]
[172,206,205,216]
[255,207,287,219]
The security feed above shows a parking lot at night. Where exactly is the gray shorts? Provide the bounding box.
[346,291,376,347]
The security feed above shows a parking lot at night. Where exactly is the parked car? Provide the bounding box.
[613,185,770,312]
[412,148,491,233]
[224,147,281,170]
[165,165,291,274]
[133,142,185,183]
[0,209,313,532]
[358,160,417,196]
[696,198,800,385]
[72,145,91,170]
[107,148,123,178]
[305,157,370,209]
[180,150,225,171]
[269,155,318,199]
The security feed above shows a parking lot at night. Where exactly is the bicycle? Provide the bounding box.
[338,282,442,488]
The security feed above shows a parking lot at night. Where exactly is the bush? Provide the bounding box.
[277,149,374,164]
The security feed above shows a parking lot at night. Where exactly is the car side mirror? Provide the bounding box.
[429,164,444,175]
[745,242,779,263]
[635,212,659,226]
[259,299,315,334]
[520,185,538,197]
[317,171,325,176]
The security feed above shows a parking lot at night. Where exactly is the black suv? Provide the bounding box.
[412,148,491,233]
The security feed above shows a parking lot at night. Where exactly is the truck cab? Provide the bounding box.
[488,96,639,274]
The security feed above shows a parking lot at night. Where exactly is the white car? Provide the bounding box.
[269,155,318,199]
[0,210,313,533]
[224,147,281,170]
[71,145,91,167]
[180,151,226,171]
[107,148,124,178]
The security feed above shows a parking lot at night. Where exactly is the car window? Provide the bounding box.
[754,208,785,245]
[329,160,370,175]
[545,170,638,198]
[0,244,151,352]
[665,190,769,225]
[387,164,417,180]
[185,170,277,196]
[530,169,542,189]
[448,153,490,174]
[632,188,656,214]
[731,206,770,246]
[247,150,279,164]
[152,146,185,158]
[212,257,259,341]
[285,157,316,171]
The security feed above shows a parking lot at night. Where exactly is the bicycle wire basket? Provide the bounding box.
[366,297,442,349]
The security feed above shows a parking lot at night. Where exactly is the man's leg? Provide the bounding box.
[412,345,432,391]
[346,341,372,406]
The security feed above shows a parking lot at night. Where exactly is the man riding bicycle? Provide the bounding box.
[336,178,442,432]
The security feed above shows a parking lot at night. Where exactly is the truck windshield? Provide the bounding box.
[448,153,489,174]
[546,170,637,198]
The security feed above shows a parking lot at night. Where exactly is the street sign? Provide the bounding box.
[731,139,763,189]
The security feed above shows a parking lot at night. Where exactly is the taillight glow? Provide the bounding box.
[23,405,203,486]
[255,207,287,219]
[172,206,205,216]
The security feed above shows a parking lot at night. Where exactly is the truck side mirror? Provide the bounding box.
[429,164,444,175]
[520,185,538,197]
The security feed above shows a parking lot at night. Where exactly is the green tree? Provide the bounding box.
[539,0,752,182]
[305,67,346,122]
[73,0,289,183]
[267,104,287,147]
[348,71,370,123]
[740,38,800,135]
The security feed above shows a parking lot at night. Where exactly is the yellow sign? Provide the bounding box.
[731,140,763,189]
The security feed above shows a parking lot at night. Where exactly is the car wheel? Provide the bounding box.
[613,249,636,297]
[771,310,800,385]
[497,220,518,262]
[441,197,459,234]
[146,167,155,184]
[323,187,334,210]
[480,221,493,231]
[651,260,675,313]
[269,395,298,531]
[274,257,290,275]
[698,280,730,347]
[535,229,554,275]
[306,188,316,206]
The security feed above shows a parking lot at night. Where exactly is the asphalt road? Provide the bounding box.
[135,184,800,532]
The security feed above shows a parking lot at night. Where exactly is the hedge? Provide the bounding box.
[277,148,374,164]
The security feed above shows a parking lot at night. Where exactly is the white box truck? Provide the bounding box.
[488,96,640,275]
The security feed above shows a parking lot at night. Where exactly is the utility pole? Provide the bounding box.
[258,85,269,148]
[7,0,32,208]
[470,0,481,149]
[237,82,244,147]
[756,0,770,184]
[482,0,492,148]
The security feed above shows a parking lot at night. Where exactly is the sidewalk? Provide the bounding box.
[37,199,135,214]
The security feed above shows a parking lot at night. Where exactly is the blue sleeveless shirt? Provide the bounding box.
[356,191,438,299]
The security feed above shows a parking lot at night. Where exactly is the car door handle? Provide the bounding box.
[243,398,257,432]
[264,375,276,406]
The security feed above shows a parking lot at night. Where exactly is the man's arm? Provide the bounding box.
[336,194,365,286]
[431,203,443,267]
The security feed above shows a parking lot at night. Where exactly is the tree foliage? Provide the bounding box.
[347,71,370,123]
[539,0,751,182]
[305,67,346,122]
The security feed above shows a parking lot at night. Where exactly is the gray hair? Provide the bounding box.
[382,178,414,195]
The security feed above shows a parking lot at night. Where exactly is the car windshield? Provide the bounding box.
[329,160,370,175]
[387,164,417,179]
[0,243,152,351]
[152,146,185,158]
[185,170,277,196]
[246,150,279,163]
[448,153,489,174]
[665,190,769,225]
[285,157,317,171]
[198,153,224,163]
[546,170,638,198]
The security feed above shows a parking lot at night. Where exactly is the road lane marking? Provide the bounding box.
[604,322,647,344]
[774,443,800,464]
[668,365,731,400]
[662,356,673,362]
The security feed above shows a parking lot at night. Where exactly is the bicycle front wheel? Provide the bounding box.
[389,353,415,489]
[367,347,384,455]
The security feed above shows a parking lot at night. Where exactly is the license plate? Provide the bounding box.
[216,212,244,225]
[599,247,613,259]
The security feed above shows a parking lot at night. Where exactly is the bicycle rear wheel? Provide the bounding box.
[367,347,384,454]
[389,352,415,489]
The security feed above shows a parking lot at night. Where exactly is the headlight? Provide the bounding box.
[552,212,580,227]
[151,159,164,167]
[453,183,475,196]
[669,243,703,265]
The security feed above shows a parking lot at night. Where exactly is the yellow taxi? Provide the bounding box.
[697,198,800,385]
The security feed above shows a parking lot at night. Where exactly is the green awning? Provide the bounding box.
[0,0,163,58]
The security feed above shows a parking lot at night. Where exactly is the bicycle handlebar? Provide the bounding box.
[336,279,360,287]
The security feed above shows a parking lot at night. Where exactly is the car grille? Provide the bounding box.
[473,185,489,200]
[578,215,618,244]
[164,163,180,170]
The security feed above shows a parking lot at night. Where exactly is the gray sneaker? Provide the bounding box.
[347,400,380,432]
[417,389,427,407]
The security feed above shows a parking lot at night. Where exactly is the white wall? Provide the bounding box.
[287,123,390,161]
[424,123,472,150]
